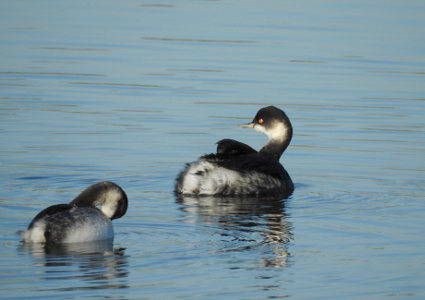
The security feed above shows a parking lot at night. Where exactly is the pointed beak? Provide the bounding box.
[239,122,255,128]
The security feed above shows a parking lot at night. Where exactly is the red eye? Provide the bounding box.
[258,118,264,124]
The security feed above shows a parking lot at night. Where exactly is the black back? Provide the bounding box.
[28,204,73,229]
[202,150,287,180]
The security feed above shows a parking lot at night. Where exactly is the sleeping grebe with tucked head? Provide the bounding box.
[20,181,128,244]
[175,106,294,197]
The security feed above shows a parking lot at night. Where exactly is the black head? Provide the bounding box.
[108,183,128,220]
[252,106,291,128]
[71,181,128,220]
[241,106,292,142]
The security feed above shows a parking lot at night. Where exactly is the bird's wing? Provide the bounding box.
[216,139,257,156]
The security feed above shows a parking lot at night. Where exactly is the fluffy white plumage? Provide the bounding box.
[20,222,46,243]
[179,158,285,196]
[180,160,243,195]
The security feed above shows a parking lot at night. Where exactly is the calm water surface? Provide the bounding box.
[1,0,425,299]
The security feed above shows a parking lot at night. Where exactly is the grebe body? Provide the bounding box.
[20,181,128,244]
[176,106,294,197]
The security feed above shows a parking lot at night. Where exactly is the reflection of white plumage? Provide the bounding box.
[20,181,128,244]
[175,106,294,197]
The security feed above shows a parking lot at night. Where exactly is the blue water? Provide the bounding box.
[1,0,425,299]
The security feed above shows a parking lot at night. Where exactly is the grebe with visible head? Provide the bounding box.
[175,106,294,197]
[20,181,128,244]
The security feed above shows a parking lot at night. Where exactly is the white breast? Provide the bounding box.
[63,213,113,243]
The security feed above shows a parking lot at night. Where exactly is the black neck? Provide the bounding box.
[259,128,292,161]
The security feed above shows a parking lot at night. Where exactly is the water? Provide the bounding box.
[1,0,425,298]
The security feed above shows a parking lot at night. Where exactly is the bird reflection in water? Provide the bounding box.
[19,240,129,291]
[176,195,293,268]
